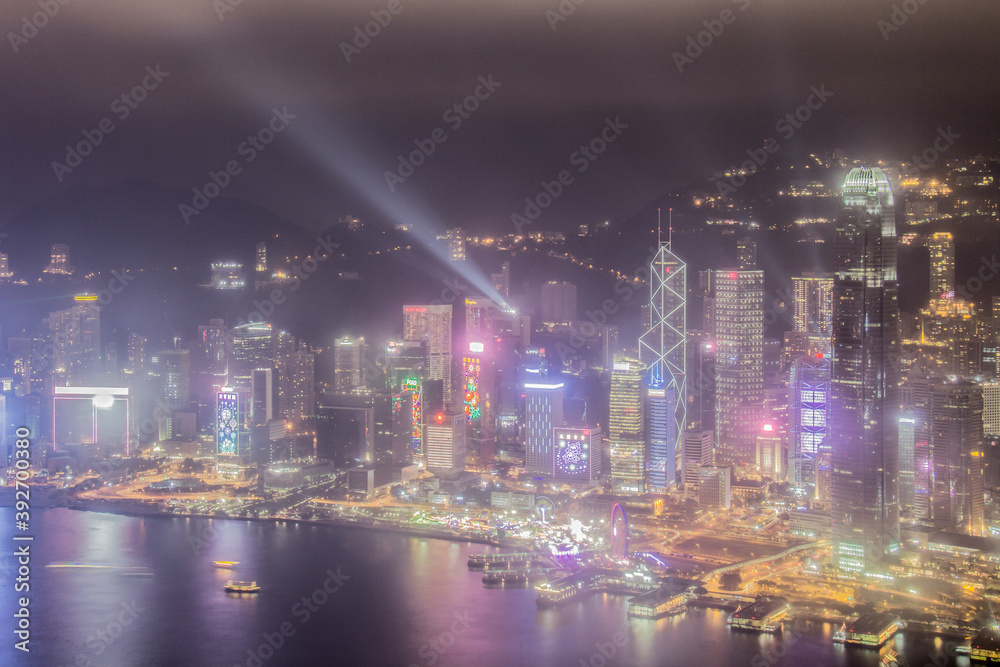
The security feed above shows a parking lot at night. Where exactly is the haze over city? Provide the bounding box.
[2,1,1000,666]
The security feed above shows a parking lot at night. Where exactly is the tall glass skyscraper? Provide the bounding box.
[609,357,646,493]
[928,231,955,301]
[639,231,686,491]
[830,167,901,571]
[713,269,763,456]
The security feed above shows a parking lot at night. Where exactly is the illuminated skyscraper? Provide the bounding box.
[928,231,955,301]
[462,342,496,463]
[43,243,72,275]
[982,379,1000,436]
[229,323,273,389]
[425,411,466,475]
[737,236,757,270]
[216,391,239,457]
[712,269,763,455]
[524,380,564,474]
[465,297,497,342]
[490,261,511,299]
[256,242,267,273]
[276,343,315,423]
[639,223,686,490]
[788,353,831,493]
[441,228,466,261]
[403,304,453,405]
[790,273,834,356]
[0,253,13,279]
[334,337,367,392]
[929,380,984,536]
[197,319,229,388]
[609,358,646,494]
[125,332,147,376]
[553,426,601,481]
[159,349,190,411]
[830,167,900,571]
[898,413,916,514]
[48,296,101,385]
[682,429,714,498]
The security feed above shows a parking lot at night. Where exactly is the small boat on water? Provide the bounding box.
[213,561,239,568]
[224,580,260,593]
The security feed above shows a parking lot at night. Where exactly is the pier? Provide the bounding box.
[727,596,791,634]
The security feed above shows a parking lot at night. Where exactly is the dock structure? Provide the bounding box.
[627,583,691,619]
[971,626,1000,663]
[834,612,903,647]
[535,568,658,607]
[727,596,791,633]
[468,553,545,570]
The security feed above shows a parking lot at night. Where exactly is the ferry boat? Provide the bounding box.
[224,580,260,593]
[213,561,239,568]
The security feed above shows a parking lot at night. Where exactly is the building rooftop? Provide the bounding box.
[845,612,900,635]
[731,596,788,620]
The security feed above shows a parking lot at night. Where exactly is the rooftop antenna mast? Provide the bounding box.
[668,207,673,250]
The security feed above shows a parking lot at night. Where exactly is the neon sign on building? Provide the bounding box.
[217,392,239,456]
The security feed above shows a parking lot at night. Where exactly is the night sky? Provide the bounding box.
[2,0,999,234]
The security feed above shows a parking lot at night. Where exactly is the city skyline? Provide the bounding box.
[3,1,1000,665]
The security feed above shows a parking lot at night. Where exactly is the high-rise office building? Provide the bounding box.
[682,429,714,498]
[125,332,147,377]
[790,273,834,357]
[644,366,677,491]
[425,411,466,475]
[713,269,764,455]
[198,319,229,385]
[373,390,413,466]
[898,413,916,515]
[403,304,453,405]
[251,368,275,428]
[830,167,900,571]
[609,358,646,494]
[639,230,686,491]
[465,297,497,343]
[216,390,239,457]
[928,232,955,301]
[159,349,190,411]
[48,296,101,385]
[902,376,934,521]
[540,281,577,327]
[929,381,984,536]
[334,337,367,392]
[524,379,564,474]
[788,354,831,493]
[982,379,1000,436]
[278,348,315,422]
[698,466,731,509]
[229,323,274,389]
[553,426,601,481]
[462,342,496,463]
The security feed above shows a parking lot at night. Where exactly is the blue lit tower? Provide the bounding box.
[638,210,686,490]
[788,353,831,494]
[645,363,677,490]
[830,167,901,571]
